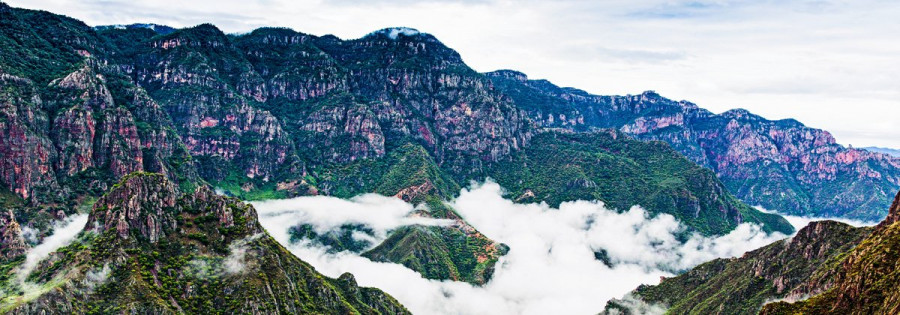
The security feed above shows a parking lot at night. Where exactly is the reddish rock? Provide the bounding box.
[0,74,59,201]
[0,210,27,259]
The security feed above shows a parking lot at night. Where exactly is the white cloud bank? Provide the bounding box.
[253,194,451,247]
[755,206,878,230]
[254,181,790,314]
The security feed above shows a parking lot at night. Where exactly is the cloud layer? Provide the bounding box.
[7,0,900,148]
[252,194,451,247]
[755,206,878,230]
[254,181,791,314]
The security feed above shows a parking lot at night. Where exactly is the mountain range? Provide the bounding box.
[0,2,898,313]
[487,71,900,221]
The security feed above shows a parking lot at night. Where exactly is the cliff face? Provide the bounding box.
[48,63,144,179]
[487,71,900,221]
[0,4,201,212]
[0,74,58,201]
[0,62,200,206]
[0,3,791,237]
[0,3,808,292]
[229,27,533,170]
[131,25,303,187]
[607,191,900,315]
[604,220,872,314]
[96,24,531,196]
[1,173,409,314]
[312,29,533,169]
[761,191,900,314]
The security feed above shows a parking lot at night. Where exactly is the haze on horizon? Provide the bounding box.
[9,0,900,148]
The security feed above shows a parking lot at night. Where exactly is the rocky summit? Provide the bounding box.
[0,173,408,314]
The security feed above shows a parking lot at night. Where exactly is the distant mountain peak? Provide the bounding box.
[862,146,900,157]
[485,69,529,82]
[367,27,423,40]
[94,23,176,35]
[721,108,755,118]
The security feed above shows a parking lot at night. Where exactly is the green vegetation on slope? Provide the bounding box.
[480,131,793,235]
[293,146,505,285]
[0,173,408,314]
[604,221,870,315]
[362,198,508,285]
[761,192,900,315]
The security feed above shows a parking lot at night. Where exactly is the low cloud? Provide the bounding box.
[82,264,111,290]
[14,214,89,285]
[755,206,878,230]
[604,293,666,315]
[184,233,264,278]
[19,226,39,245]
[223,233,263,274]
[252,194,451,247]
[255,180,790,314]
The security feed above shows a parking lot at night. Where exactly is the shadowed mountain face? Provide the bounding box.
[760,191,900,314]
[486,70,900,221]
[0,173,409,314]
[607,190,900,315]
[604,220,872,314]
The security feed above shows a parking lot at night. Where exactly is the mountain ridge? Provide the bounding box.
[486,70,900,221]
[0,3,788,237]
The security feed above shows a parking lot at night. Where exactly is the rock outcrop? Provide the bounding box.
[2,173,409,314]
[761,190,900,314]
[87,173,179,242]
[0,210,27,259]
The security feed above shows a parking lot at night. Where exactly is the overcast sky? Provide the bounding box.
[9,0,900,148]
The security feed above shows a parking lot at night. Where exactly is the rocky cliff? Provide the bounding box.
[606,190,900,315]
[0,73,58,202]
[0,173,409,314]
[761,191,900,314]
[487,71,900,221]
[603,220,871,314]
